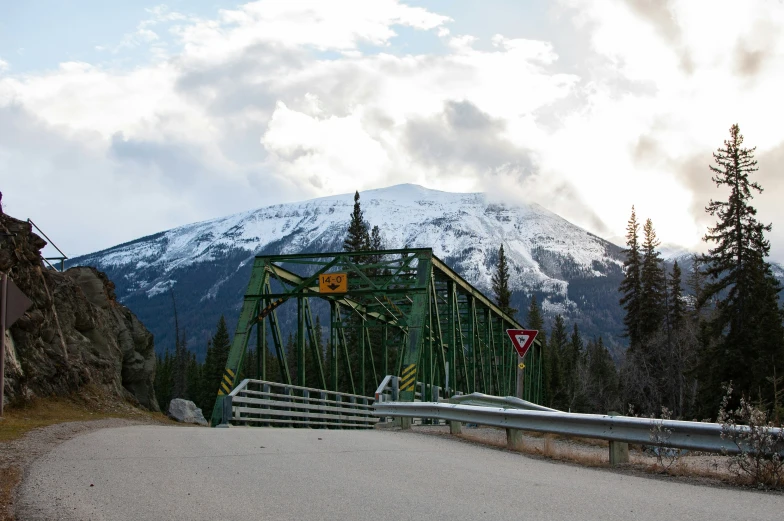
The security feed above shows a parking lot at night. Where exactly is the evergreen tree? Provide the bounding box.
[154,349,174,412]
[585,337,620,413]
[619,206,643,350]
[566,324,588,412]
[370,225,383,251]
[185,351,201,403]
[697,124,784,415]
[492,245,516,317]
[212,315,231,383]
[284,332,297,385]
[305,315,326,389]
[526,295,549,402]
[639,218,666,339]
[199,339,215,413]
[548,315,568,409]
[344,191,370,257]
[669,261,684,332]
[201,315,232,417]
[341,191,375,394]
[170,290,188,400]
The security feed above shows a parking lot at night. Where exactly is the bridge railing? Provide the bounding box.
[222,379,378,429]
[373,376,462,426]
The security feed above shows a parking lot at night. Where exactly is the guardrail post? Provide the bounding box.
[608,411,629,465]
[336,395,343,430]
[506,428,523,451]
[361,397,369,428]
[432,386,442,425]
[320,391,328,429]
[302,390,310,428]
[419,382,428,424]
[392,376,399,402]
[350,396,357,430]
[449,420,462,435]
[217,395,233,428]
[283,386,292,428]
[262,383,271,427]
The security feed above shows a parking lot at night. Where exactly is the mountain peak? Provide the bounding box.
[69,185,629,357]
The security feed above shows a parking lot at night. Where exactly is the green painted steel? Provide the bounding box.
[210,248,544,425]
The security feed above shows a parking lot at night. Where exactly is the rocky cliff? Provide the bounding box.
[1,213,159,411]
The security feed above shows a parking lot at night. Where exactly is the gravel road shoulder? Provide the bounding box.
[1,418,175,521]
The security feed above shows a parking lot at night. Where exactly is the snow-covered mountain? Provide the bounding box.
[70,184,627,358]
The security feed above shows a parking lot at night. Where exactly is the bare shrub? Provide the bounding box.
[718,383,784,489]
[649,406,685,471]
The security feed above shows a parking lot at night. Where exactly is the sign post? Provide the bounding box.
[1,274,33,416]
[506,329,538,399]
[1,273,6,417]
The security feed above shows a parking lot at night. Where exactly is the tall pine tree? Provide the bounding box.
[639,218,666,339]
[344,191,370,257]
[548,314,568,410]
[619,206,643,350]
[698,124,784,414]
[526,295,549,403]
[201,315,231,416]
[492,244,516,317]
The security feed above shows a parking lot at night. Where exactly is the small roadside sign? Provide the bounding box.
[506,329,538,358]
[4,277,32,327]
[319,272,347,293]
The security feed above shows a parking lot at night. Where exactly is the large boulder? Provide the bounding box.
[167,398,208,426]
[0,213,160,411]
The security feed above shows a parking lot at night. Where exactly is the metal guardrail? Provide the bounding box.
[449,393,559,412]
[374,375,458,403]
[222,379,378,429]
[372,401,784,455]
[27,219,68,271]
[374,375,458,425]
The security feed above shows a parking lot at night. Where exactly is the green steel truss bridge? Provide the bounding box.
[210,248,543,426]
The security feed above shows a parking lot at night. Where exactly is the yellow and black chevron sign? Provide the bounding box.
[217,368,236,395]
[400,364,416,392]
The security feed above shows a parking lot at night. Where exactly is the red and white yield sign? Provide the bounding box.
[506,329,538,358]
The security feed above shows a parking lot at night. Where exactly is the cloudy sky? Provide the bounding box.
[2,0,783,261]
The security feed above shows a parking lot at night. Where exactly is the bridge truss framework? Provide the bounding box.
[210,248,543,425]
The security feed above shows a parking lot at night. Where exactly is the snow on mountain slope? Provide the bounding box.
[81,184,623,308]
[69,184,784,359]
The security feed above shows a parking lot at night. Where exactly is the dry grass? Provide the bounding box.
[413,425,759,487]
[0,467,21,521]
[0,387,173,443]
[453,427,610,468]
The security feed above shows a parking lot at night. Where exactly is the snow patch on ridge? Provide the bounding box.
[74,184,625,304]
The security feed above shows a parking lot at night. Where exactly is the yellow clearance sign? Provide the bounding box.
[319,272,348,293]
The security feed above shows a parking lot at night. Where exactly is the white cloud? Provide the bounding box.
[545,0,784,257]
[2,0,784,262]
[0,58,8,73]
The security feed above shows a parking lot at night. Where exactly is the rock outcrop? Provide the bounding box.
[167,398,208,426]
[1,213,159,411]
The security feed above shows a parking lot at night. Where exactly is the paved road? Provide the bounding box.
[18,426,784,520]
